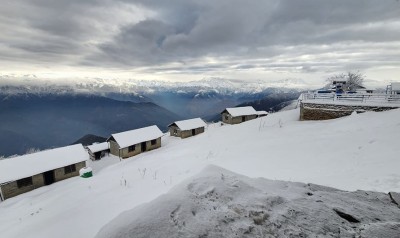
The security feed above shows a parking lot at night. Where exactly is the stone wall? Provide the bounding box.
[118,137,162,159]
[0,161,86,200]
[109,140,120,157]
[119,142,142,158]
[169,125,180,137]
[170,126,205,138]
[54,161,86,182]
[180,127,205,139]
[300,102,399,121]
[221,112,231,123]
[0,174,44,200]
[222,113,258,124]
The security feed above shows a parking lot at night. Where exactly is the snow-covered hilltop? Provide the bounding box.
[1,108,400,237]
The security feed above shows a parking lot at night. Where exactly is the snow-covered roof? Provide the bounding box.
[222,106,257,117]
[0,144,88,184]
[109,125,163,148]
[256,111,268,115]
[168,118,207,130]
[87,142,109,153]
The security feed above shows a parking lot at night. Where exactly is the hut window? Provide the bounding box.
[225,115,229,120]
[151,139,157,145]
[17,177,33,188]
[128,145,135,152]
[64,164,76,174]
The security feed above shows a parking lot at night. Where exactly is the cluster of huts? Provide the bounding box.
[0,106,266,201]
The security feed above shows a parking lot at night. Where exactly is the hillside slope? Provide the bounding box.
[237,92,301,112]
[0,94,180,156]
[0,108,399,238]
[71,134,107,146]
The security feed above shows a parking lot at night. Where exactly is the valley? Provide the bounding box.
[0,80,302,156]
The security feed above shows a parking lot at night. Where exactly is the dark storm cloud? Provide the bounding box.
[5,0,124,39]
[95,0,400,71]
[95,19,175,66]
[1,0,400,74]
[0,0,142,65]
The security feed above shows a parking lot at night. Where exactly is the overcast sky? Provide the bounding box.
[1,0,400,87]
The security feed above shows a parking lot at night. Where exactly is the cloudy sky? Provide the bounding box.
[1,0,400,86]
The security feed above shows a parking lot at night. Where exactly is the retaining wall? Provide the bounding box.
[300,102,399,120]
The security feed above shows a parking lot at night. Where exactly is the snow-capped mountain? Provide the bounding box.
[0,77,307,96]
[0,78,305,118]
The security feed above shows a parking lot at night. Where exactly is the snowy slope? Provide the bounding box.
[0,108,400,238]
[96,165,400,238]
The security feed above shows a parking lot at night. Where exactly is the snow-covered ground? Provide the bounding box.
[1,108,400,238]
[96,165,400,238]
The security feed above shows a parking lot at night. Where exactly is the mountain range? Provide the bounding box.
[0,79,305,156]
[0,93,180,156]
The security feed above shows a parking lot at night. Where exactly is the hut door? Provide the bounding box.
[44,170,55,185]
[242,116,246,122]
[192,129,195,136]
[141,142,147,152]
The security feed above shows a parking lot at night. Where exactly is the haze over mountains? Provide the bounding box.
[0,78,303,156]
[1,78,304,116]
[0,93,179,156]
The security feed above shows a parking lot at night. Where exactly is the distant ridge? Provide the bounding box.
[72,134,107,146]
[0,93,180,156]
[205,92,301,122]
[237,92,301,112]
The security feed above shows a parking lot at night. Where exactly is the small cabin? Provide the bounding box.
[221,106,258,124]
[107,125,163,159]
[256,111,268,118]
[87,142,110,161]
[168,118,207,139]
[0,144,88,201]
